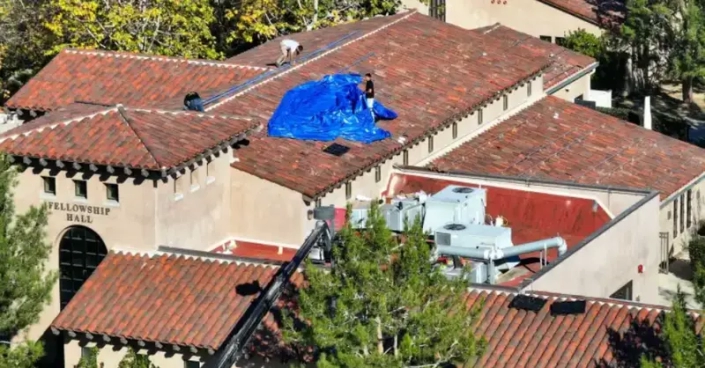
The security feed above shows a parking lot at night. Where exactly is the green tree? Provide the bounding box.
[563,29,605,58]
[76,347,159,368]
[665,0,705,102]
[641,287,705,368]
[282,202,485,367]
[44,0,221,59]
[0,154,57,368]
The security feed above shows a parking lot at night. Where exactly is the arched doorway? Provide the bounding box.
[58,226,107,310]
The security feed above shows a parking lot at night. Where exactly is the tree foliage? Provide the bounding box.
[665,0,705,102]
[641,287,705,368]
[43,0,220,59]
[282,203,485,367]
[564,29,605,58]
[0,154,57,368]
[76,347,159,368]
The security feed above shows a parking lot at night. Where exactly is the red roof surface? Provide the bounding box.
[213,12,550,198]
[210,238,298,262]
[51,251,303,350]
[464,287,702,368]
[536,0,625,26]
[0,104,260,170]
[430,96,705,200]
[386,172,611,285]
[470,24,596,89]
[5,49,266,111]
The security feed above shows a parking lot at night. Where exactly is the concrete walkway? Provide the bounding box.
[656,253,704,310]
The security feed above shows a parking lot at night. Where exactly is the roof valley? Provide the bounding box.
[115,106,161,169]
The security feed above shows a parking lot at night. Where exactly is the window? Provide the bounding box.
[539,35,552,42]
[185,361,200,368]
[375,166,381,183]
[345,182,352,200]
[503,95,509,111]
[402,150,409,166]
[42,176,56,195]
[527,82,532,97]
[673,199,678,238]
[452,122,458,139]
[478,109,484,125]
[81,347,93,360]
[680,194,685,234]
[555,37,566,46]
[429,0,446,21]
[0,330,11,345]
[610,281,633,301]
[428,136,434,153]
[74,180,87,199]
[206,159,216,183]
[105,183,119,202]
[688,190,693,228]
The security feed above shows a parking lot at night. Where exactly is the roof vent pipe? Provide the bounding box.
[434,236,568,261]
[643,96,652,130]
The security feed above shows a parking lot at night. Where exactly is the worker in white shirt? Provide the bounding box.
[276,39,304,67]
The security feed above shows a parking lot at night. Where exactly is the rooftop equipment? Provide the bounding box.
[550,300,587,316]
[184,92,205,112]
[422,185,486,233]
[509,295,548,312]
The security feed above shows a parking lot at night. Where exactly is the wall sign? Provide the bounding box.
[47,202,111,224]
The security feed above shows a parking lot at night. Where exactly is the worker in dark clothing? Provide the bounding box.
[364,73,375,120]
[276,39,304,67]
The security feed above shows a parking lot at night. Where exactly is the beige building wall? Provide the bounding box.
[660,175,705,257]
[528,194,661,304]
[401,0,602,38]
[548,72,594,102]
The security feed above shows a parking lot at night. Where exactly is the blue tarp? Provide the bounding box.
[268,74,396,143]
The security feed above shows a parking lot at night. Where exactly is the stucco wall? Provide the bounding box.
[659,175,705,257]
[527,194,661,304]
[401,0,601,38]
[548,71,593,102]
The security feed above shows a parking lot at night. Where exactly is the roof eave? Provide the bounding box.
[544,61,599,95]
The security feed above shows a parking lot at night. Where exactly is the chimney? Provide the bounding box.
[643,96,652,130]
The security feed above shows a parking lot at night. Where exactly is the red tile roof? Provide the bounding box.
[386,173,611,285]
[464,287,702,368]
[430,96,705,200]
[470,24,596,89]
[5,49,266,112]
[536,0,625,27]
[0,104,260,170]
[51,251,303,350]
[212,12,550,198]
[210,238,298,263]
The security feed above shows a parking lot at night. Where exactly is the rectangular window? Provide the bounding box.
[206,159,215,183]
[428,136,434,153]
[527,82,532,97]
[478,109,484,125]
[555,37,566,46]
[105,183,119,202]
[81,347,92,359]
[429,0,446,21]
[74,180,87,199]
[610,281,633,301]
[42,176,56,195]
[185,361,200,368]
[503,95,509,111]
[539,35,552,42]
[345,182,352,200]
[688,190,693,228]
[680,194,685,234]
[375,166,381,183]
[673,199,678,238]
[452,122,458,139]
[402,150,409,166]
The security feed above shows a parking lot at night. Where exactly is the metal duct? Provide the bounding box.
[435,236,567,261]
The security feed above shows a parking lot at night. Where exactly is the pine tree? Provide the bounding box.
[0,154,57,368]
[283,202,485,367]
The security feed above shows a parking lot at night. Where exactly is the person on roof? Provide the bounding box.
[276,39,304,67]
[364,73,375,120]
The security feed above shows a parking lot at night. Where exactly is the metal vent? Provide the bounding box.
[452,187,474,194]
[443,223,467,231]
[509,295,547,312]
[436,232,451,246]
[550,300,586,316]
[323,143,350,156]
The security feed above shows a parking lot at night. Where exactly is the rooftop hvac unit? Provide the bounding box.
[423,185,486,233]
[349,201,372,229]
[442,260,488,284]
[384,198,424,232]
[434,223,512,250]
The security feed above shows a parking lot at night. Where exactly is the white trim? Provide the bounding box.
[416,85,544,167]
[65,49,268,71]
[391,169,616,219]
[207,236,300,253]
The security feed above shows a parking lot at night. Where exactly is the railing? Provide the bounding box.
[659,232,670,274]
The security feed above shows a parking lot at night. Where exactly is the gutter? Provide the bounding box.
[544,61,599,96]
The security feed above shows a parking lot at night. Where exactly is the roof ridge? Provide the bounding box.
[63,49,268,71]
[111,248,282,269]
[205,11,417,112]
[0,106,118,144]
[126,106,255,122]
[115,105,161,169]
